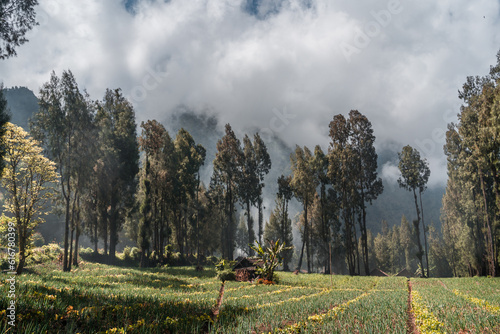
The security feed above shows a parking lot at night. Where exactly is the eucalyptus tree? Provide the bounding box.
[95,88,139,260]
[0,0,38,59]
[173,128,205,255]
[311,145,333,273]
[238,135,259,254]
[328,114,358,275]
[290,145,317,273]
[253,133,271,244]
[349,110,383,275]
[441,54,500,277]
[138,120,167,266]
[397,145,429,277]
[277,174,293,270]
[211,124,243,260]
[32,70,93,271]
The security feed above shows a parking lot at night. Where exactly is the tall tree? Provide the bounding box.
[1,122,58,274]
[328,114,358,275]
[212,124,242,260]
[137,120,166,266]
[311,145,333,273]
[399,215,413,272]
[172,128,205,255]
[290,145,317,273]
[349,110,383,276]
[238,135,259,254]
[32,70,91,271]
[95,88,139,260]
[0,0,38,59]
[397,145,429,277]
[277,175,293,271]
[253,133,271,244]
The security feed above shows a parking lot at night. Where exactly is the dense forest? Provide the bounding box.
[1,53,500,278]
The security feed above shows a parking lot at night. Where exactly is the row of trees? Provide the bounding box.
[283,110,383,275]
[5,55,500,278]
[29,70,140,271]
[441,52,500,277]
[209,124,271,260]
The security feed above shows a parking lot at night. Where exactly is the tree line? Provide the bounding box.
[0,70,434,277]
[2,52,500,277]
[441,52,500,277]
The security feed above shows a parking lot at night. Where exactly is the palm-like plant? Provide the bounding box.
[250,239,293,282]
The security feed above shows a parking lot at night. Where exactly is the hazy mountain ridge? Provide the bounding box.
[3,86,38,130]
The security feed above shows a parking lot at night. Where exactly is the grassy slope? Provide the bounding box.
[0,261,499,333]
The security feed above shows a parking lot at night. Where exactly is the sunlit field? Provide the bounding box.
[1,261,500,333]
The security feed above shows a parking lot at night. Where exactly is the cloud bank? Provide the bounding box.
[1,0,500,187]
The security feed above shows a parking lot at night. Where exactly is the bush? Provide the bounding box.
[79,247,94,255]
[217,269,236,282]
[123,246,132,260]
[42,243,62,256]
[207,256,219,265]
[130,247,140,260]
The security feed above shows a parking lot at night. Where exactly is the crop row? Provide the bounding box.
[1,262,499,333]
[410,279,500,334]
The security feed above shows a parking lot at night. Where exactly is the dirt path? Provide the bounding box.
[407,279,418,334]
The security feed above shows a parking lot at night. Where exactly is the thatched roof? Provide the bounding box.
[370,268,389,277]
[396,268,414,278]
[233,257,263,270]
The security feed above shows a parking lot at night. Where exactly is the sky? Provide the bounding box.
[1,0,500,188]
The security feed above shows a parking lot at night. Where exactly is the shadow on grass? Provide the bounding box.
[5,278,219,333]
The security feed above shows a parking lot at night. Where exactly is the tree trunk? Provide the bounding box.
[412,189,425,277]
[419,190,430,277]
[246,200,254,255]
[63,195,70,272]
[73,222,80,267]
[304,201,311,273]
[360,188,369,276]
[479,170,496,277]
[16,228,26,275]
[296,235,306,272]
[103,219,108,256]
[258,197,263,245]
[69,227,74,271]
[109,196,118,260]
[228,186,234,261]
[93,220,98,255]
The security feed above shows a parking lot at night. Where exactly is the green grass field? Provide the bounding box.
[1,261,500,333]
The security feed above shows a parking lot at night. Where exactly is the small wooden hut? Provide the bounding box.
[396,268,414,278]
[232,257,263,282]
[369,268,389,277]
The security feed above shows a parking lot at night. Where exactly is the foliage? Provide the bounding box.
[0,0,38,59]
[1,122,58,274]
[32,70,95,271]
[290,145,317,273]
[442,50,500,277]
[250,239,292,282]
[263,197,293,271]
[397,145,430,277]
[215,259,236,282]
[211,124,243,260]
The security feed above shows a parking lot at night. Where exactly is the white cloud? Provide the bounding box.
[1,0,500,187]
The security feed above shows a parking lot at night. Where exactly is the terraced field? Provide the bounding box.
[1,262,499,333]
